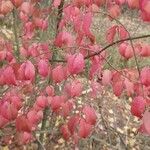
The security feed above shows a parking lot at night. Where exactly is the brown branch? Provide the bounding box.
[84,34,150,59]
[12,9,20,61]
[47,34,150,62]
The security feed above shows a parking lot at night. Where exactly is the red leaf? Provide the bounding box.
[36,96,48,109]
[33,18,48,30]
[115,0,125,5]
[1,102,18,120]
[19,61,35,81]
[10,96,22,110]
[112,81,124,97]
[16,116,32,132]
[20,2,34,15]
[11,0,23,7]
[24,61,35,81]
[124,78,134,96]
[45,86,55,96]
[108,4,121,20]
[18,132,33,144]
[27,110,43,125]
[67,115,79,134]
[118,42,133,59]
[53,0,61,8]
[0,1,14,15]
[140,67,150,87]
[38,59,49,77]
[140,44,150,57]
[3,66,16,85]
[67,53,85,75]
[83,105,97,125]
[127,0,139,9]
[138,123,149,135]
[60,101,73,117]
[64,80,83,97]
[89,56,102,79]
[60,125,71,140]
[54,31,74,47]
[0,115,9,128]
[106,25,118,44]
[131,96,146,118]
[78,119,92,138]
[50,96,65,112]
[142,111,150,134]
[89,81,102,98]
[51,65,65,83]
[118,26,129,40]
[140,0,150,22]
[82,12,95,43]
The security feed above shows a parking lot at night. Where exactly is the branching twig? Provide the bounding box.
[85,34,150,59]
[46,34,150,63]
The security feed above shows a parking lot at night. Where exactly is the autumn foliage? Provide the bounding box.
[0,0,150,148]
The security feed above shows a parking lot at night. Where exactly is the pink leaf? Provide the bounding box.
[118,26,129,40]
[143,111,150,134]
[138,123,149,135]
[19,132,33,144]
[140,0,150,22]
[0,115,9,128]
[27,110,43,125]
[112,81,124,97]
[24,61,35,81]
[51,65,65,83]
[50,96,65,112]
[36,96,48,109]
[54,31,74,47]
[34,18,48,30]
[124,78,134,96]
[78,119,92,138]
[83,105,97,125]
[3,66,16,85]
[60,125,71,140]
[108,4,121,20]
[16,116,32,132]
[67,53,85,75]
[140,67,150,87]
[115,0,126,5]
[60,101,73,117]
[20,2,34,15]
[127,0,139,9]
[64,80,83,97]
[45,86,55,96]
[82,12,95,43]
[131,96,146,118]
[102,69,112,85]
[89,56,102,79]
[89,81,102,98]
[0,102,18,121]
[140,44,150,57]
[53,0,61,8]
[67,115,79,134]
[106,25,118,44]
[118,42,133,59]
[38,59,49,77]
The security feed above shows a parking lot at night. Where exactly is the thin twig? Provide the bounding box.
[12,9,20,61]
[85,34,150,59]
[37,108,49,150]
